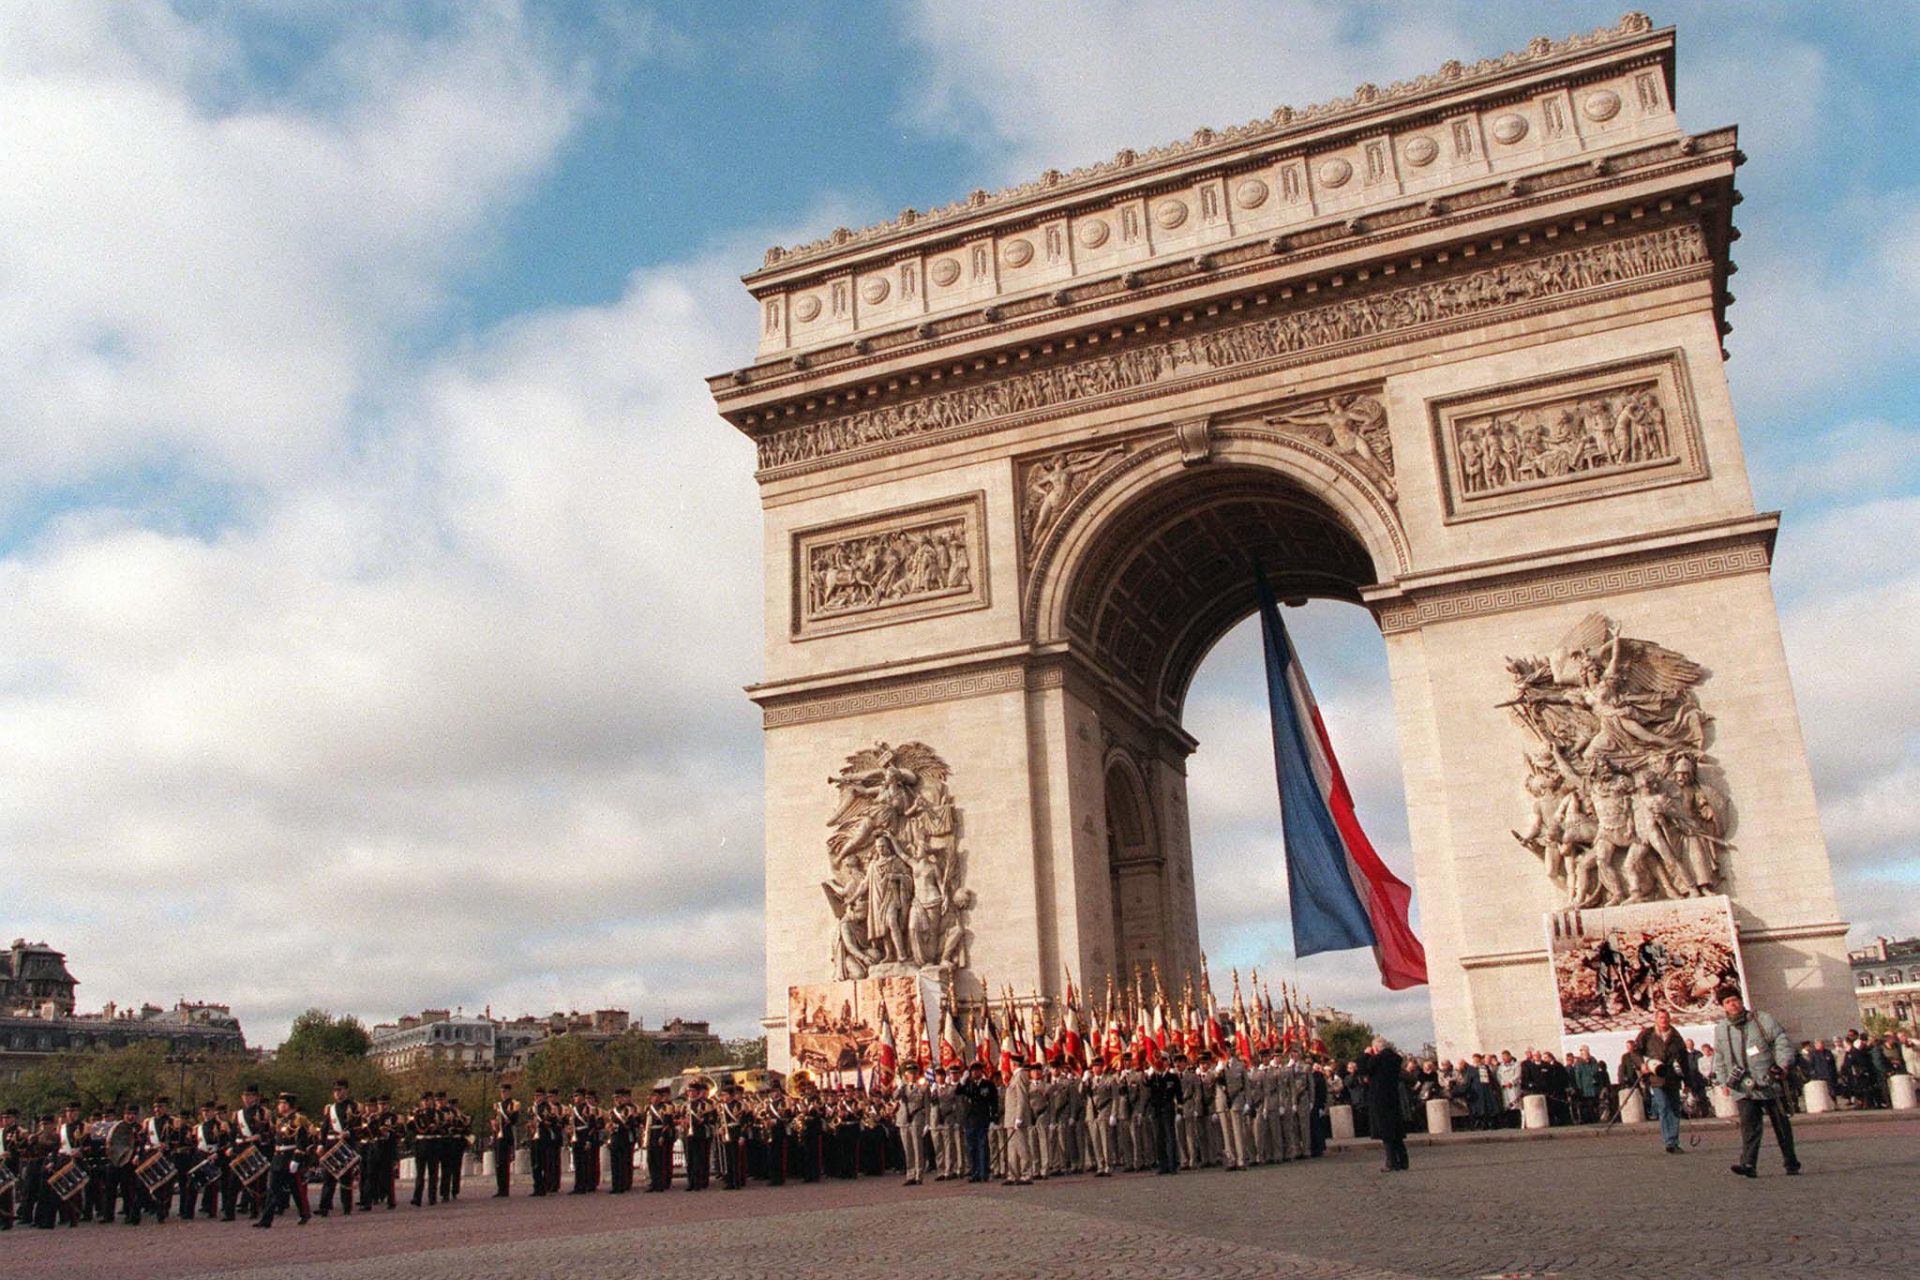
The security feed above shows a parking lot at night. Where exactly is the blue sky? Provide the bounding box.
[2,2,1915,1049]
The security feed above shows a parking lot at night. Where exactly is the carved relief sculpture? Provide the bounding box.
[1502,614,1729,908]
[1263,391,1395,499]
[1455,380,1670,496]
[1019,443,1128,560]
[757,223,1708,471]
[792,495,989,638]
[808,518,969,616]
[1431,352,1705,521]
[822,741,972,980]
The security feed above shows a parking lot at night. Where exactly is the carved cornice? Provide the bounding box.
[759,659,1029,730]
[751,13,1661,274]
[753,221,1710,477]
[716,131,1737,399]
[1372,525,1773,634]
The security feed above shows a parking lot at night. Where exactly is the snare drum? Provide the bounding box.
[228,1145,270,1187]
[135,1150,177,1194]
[48,1158,89,1202]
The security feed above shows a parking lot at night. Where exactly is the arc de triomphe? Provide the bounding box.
[708,15,1855,1065]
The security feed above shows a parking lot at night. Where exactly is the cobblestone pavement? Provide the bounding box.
[4,1119,1913,1280]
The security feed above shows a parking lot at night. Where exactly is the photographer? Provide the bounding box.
[1712,989,1800,1178]
[1630,1010,1692,1153]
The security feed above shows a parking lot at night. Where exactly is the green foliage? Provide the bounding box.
[1318,1018,1377,1065]
[719,1037,768,1069]
[1862,1010,1906,1037]
[0,1028,771,1122]
[280,1008,372,1060]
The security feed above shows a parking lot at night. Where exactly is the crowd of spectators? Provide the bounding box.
[1328,1027,1917,1137]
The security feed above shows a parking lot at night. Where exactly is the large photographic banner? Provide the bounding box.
[1544,893,1748,1068]
[786,975,933,1084]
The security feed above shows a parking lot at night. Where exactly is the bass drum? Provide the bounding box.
[106,1120,137,1167]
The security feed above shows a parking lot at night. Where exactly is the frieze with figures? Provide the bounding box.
[1432,351,1705,521]
[754,222,1708,472]
[792,494,988,639]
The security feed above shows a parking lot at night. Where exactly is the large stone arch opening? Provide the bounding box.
[1051,460,1384,989]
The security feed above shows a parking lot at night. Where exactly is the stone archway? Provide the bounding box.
[720,18,1857,1067]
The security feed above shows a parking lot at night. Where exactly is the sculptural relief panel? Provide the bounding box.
[792,493,989,639]
[821,741,973,981]
[1430,351,1705,522]
[1503,613,1731,910]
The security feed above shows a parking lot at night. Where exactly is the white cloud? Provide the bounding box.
[900,0,1466,182]
[0,1,603,501]
[0,2,788,1045]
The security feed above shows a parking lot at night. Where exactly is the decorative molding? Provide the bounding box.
[754,13,1659,272]
[1431,349,1705,522]
[760,662,1029,730]
[1459,947,1547,970]
[1174,415,1215,466]
[755,222,1709,473]
[1375,535,1771,634]
[791,492,989,640]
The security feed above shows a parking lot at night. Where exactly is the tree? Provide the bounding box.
[280,1009,372,1060]
[720,1037,768,1069]
[1319,1018,1377,1065]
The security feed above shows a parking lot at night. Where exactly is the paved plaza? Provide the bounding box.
[6,1118,1914,1280]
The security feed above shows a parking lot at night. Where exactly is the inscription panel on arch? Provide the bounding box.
[1430,350,1706,522]
[792,492,989,640]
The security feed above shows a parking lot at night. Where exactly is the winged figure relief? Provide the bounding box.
[1263,393,1396,500]
[1501,614,1730,910]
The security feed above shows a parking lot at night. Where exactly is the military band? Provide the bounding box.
[0,1044,1340,1235]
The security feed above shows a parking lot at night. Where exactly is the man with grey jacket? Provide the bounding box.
[1712,988,1800,1178]
[895,1062,931,1186]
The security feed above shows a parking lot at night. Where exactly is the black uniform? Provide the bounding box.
[682,1093,714,1190]
[316,1096,359,1216]
[490,1096,522,1197]
[1360,1047,1409,1171]
[606,1099,636,1193]
[643,1098,676,1192]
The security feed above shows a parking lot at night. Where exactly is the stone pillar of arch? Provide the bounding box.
[713,18,1858,1067]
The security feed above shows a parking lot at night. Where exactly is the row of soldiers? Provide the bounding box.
[2,1050,1337,1228]
[0,1081,479,1231]
[893,1047,1329,1184]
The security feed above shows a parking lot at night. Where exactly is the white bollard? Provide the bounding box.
[1802,1079,1834,1114]
[1618,1087,1647,1124]
[1330,1104,1355,1140]
[399,1156,414,1182]
[1424,1098,1453,1135]
[1520,1094,1551,1130]
[1710,1086,1737,1118]
[515,1147,531,1175]
[482,1150,494,1178]
[1891,1074,1918,1111]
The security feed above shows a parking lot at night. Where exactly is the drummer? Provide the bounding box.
[109,1102,145,1225]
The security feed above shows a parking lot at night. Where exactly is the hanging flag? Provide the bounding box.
[1256,569,1428,990]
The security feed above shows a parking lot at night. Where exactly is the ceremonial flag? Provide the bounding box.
[1256,569,1428,990]
[876,1005,898,1080]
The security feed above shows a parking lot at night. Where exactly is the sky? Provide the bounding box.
[3,1,1916,1052]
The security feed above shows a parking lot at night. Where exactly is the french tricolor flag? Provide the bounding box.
[1256,570,1428,990]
